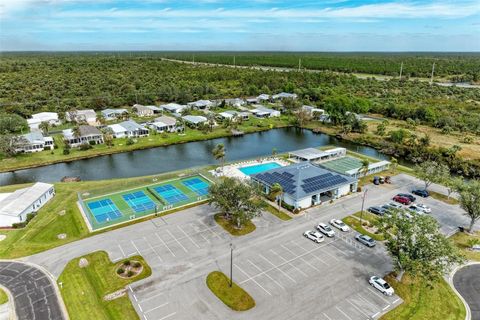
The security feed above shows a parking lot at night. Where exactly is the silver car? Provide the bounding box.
[304,230,325,243]
[316,223,335,237]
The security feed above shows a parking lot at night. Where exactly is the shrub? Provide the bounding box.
[126,138,135,145]
[79,143,92,151]
[161,132,168,138]
[117,268,124,275]
[132,262,142,268]
[127,270,134,277]
[281,201,294,211]
[88,140,96,146]
[123,260,131,266]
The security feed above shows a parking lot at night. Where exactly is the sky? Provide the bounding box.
[1,0,479,52]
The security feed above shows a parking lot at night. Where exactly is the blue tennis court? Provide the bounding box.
[122,191,156,213]
[182,178,210,196]
[87,199,122,223]
[153,184,189,204]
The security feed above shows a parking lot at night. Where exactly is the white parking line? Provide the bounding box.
[372,311,380,318]
[158,312,177,320]
[347,299,370,318]
[270,249,309,277]
[280,244,320,272]
[138,291,165,304]
[144,237,163,262]
[247,259,285,290]
[318,244,340,261]
[118,244,126,257]
[177,225,201,248]
[156,233,176,257]
[144,302,169,314]
[392,298,400,304]
[258,254,297,284]
[234,263,272,296]
[382,304,390,311]
[131,240,142,255]
[366,286,391,304]
[335,306,353,320]
[198,220,222,239]
[290,241,329,266]
[323,312,333,320]
[166,229,188,253]
[355,292,378,310]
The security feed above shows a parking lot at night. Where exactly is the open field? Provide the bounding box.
[58,251,151,320]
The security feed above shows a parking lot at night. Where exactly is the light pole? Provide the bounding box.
[229,243,234,287]
[360,187,368,225]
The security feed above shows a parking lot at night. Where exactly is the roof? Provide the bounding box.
[0,182,54,217]
[63,125,102,138]
[188,100,212,107]
[319,156,371,175]
[108,124,126,134]
[257,94,270,100]
[272,92,297,99]
[133,104,161,112]
[252,162,356,200]
[218,112,234,118]
[289,147,346,161]
[161,103,186,112]
[154,115,177,126]
[225,98,245,105]
[21,131,47,144]
[182,115,207,124]
[101,108,127,115]
[252,106,278,114]
[30,112,59,120]
[117,120,146,132]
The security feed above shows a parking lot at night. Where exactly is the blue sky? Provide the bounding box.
[1,0,479,51]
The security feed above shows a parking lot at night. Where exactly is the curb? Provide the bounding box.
[448,262,480,320]
[0,284,15,320]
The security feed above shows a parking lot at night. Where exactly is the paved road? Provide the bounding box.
[453,264,480,320]
[0,261,65,320]
[24,174,470,320]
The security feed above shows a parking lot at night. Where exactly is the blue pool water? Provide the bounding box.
[239,162,282,175]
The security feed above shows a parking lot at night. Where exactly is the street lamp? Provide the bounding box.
[360,187,368,225]
[229,243,234,287]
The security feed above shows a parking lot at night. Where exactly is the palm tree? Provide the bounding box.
[269,183,283,212]
[212,143,226,172]
[207,113,216,132]
[38,121,50,135]
[360,159,370,177]
[72,126,82,142]
[390,157,398,175]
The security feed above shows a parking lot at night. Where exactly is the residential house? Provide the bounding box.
[0,182,55,227]
[256,94,270,102]
[187,100,213,110]
[62,125,104,147]
[246,98,258,104]
[66,109,97,125]
[218,110,249,121]
[182,115,208,127]
[224,98,246,108]
[161,103,187,114]
[15,131,54,153]
[133,104,162,117]
[250,105,281,118]
[101,108,128,121]
[107,120,149,138]
[27,112,60,130]
[148,115,179,133]
[302,105,325,120]
[272,92,298,101]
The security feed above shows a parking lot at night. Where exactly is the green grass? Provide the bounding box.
[263,202,292,221]
[206,271,255,311]
[343,211,385,241]
[380,274,466,320]
[0,288,8,305]
[214,213,256,236]
[57,251,151,320]
[428,190,460,205]
[451,231,480,262]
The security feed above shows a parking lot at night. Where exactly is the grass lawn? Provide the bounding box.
[343,211,385,241]
[263,202,292,221]
[428,190,459,205]
[214,214,256,236]
[0,288,8,305]
[380,274,466,320]
[206,271,255,311]
[57,251,151,320]
[451,231,480,262]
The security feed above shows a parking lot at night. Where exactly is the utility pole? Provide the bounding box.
[430,62,435,84]
[360,188,368,225]
[399,62,403,80]
[229,243,234,287]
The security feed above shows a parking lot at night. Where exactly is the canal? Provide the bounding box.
[0,128,397,185]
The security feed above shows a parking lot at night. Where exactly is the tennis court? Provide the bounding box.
[182,177,209,196]
[152,184,189,204]
[87,199,122,223]
[122,191,157,213]
[320,156,364,175]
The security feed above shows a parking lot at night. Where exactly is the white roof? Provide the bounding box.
[31,112,59,120]
[0,182,54,217]
[154,115,177,126]
[182,115,207,124]
[219,112,234,118]
[257,94,270,100]
[161,103,186,112]
[272,92,297,99]
[108,124,126,134]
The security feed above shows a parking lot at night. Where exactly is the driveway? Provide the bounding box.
[0,261,65,320]
[453,264,480,320]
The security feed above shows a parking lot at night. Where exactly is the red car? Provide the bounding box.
[393,195,411,205]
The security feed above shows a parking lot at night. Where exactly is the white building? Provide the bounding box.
[252,162,357,210]
[272,92,298,101]
[256,94,270,102]
[218,110,250,121]
[161,103,187,114]
[101,108,128,121]
[0,182,55,227]
[16,131,54,153]
[182,115,208,126]
[187,100,213,110]
[66,109,97,124]
[27,112,60,130]
[62,125,104,147]
[148,115,179,133]
[302,105,325,118]
[107,120,149,138]
[250,105,281,118]
[224,98,246,108]
[288,147,347,163]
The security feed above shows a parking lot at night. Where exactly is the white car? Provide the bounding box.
[303,230,325,243]
[385,202,403,209]
[369,276,394,296]
[415,203,431,213]
[316,223,335,237]
[330,219,350,232]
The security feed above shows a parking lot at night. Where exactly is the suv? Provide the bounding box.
[412,189,429,198]
[397,193,416,202]
[317,223,335,237]
[393,195,411,205]
[304,230,324,243]
[368,206,386,216]
[355,234,376,247]
[369,276,394,296]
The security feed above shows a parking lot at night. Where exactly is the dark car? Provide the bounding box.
[373,176,380,185]
[412,189,430,198]
[368,206,386,216]
[393,195,411,205]
[397,193,416,202]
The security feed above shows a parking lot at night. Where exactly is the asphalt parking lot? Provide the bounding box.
[453,264,480,320]
[0,261,65,320]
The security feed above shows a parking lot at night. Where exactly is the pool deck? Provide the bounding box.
[211,158,291,180]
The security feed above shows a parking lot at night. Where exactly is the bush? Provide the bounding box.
[79,143,92,151]
[127,270,134,277]
[123,260,131,266]
[126,138,135,145]
[281,201,294,212]
[132,262,141,268]
[88,140,96,146]
[117,268,124,275]
[161,132,168,138]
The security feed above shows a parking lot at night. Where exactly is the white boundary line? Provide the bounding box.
[347,298,370,318]
[257,254,297,284]
[247,259,285,291]
[158,312,177,320]
[269,249,309,277]
[176,226,200,249]
[449,262,480,320]
[290,240,329,266]
[234,263,271,296]
[144,302,169,314]
[280,244,321,272]
[144,237,163,262]
[335,306,353,320]
[166,229,188,253]
[155,233,176,257]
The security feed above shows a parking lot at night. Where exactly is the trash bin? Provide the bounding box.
[458,226,464,232]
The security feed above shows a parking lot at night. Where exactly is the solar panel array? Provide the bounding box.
[254,171,297,195]
[301,173,348,194]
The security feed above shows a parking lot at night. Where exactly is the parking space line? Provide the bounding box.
[347,299,370,318]
[258,254,297,284]
[234,263,272,296]
[131,240,142,255]
[335,306,353,320]
[177,225,201,248]
[355,293,378,310]
[198,220,222,239]
[323,312,333,320]
[144,237,163,262]
[382,304,390,310]
[270,249,309,277]
[118,244,126,258]
[367,286,391,304]
[156,233,176,257]
[166,229,188,253]
[372,311,380,318]
[329,241,351,257]
[144,302,169,314]
[280,244,320,272]
[290,241,329,266]
[247,259,285,290]
[138,291,165,304]
[197,230,210,244]
[159,312,177,320]
[319,244,340,261]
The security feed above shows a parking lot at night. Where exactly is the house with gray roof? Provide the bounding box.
[62,125,104,147]
[107,120,149,138]
[161,103,187,114]
[101,108,128,121]
[148,115,179,133]
[133,104,162,117]
[15,131,54,153]
[182,115,208,126]
[272,92,298,101]
[66,109,97,125]
[252,162,357,210]
[218,110,250,121]
[27,112,60,130]
[256,94,270,102]
[187,100,213,110]
[250,105,280,118]
[224,98,246,108]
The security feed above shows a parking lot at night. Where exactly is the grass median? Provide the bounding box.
[380,273,465,320]
[0,288,8,305]
[58,251,151,320]
[428,191,459,205]
[342,211,385,241]
[214,213,256,236]
[263,202,292,221]
[451,231,480,262]
[206,271,255,311]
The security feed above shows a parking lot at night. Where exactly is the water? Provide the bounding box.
[238,162,282,175]
[0,128,395,185]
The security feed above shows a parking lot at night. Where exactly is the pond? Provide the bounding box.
[0,128,398,185]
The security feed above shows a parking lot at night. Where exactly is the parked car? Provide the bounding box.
[415,203,431,213]
[408,205,424,214]
[385,176,391,184]
[369,276,394,296]
[304,230,324,243]
[355,234,376,247]
[397,193,416,202]
[379,176,385,184]
[383,202,403,210]
[317,223,335,237]
[412,189,430,198]
[373,176,380,185]
[393,195,411,205]
[330,219,350,232]
[368,206,386,216]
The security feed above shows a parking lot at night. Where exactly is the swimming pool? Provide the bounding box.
[239,162,282,175]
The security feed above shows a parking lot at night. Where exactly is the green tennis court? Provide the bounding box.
[79,174,212,231]
[320,156,364,175]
